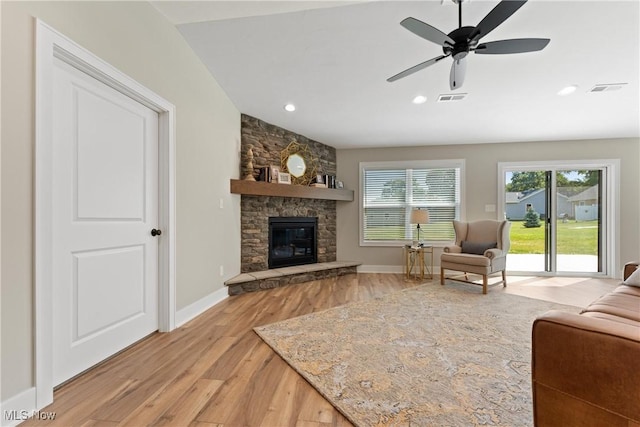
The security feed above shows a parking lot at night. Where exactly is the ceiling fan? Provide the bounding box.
[387,0,550,90]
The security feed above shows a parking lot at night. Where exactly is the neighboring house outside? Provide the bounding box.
[568,185,599,221]
[505,188,572,220]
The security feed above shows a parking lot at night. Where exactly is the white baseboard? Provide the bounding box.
[175,286,228,328]
[357,265,403,274]
[357,265,442,275]
[1,387,37,427]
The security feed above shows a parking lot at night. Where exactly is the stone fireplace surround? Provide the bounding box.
[227,115,358,295]
[239,114,338,273]
[241,197,334,272]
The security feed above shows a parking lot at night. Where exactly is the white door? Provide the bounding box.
[51,58,159,385]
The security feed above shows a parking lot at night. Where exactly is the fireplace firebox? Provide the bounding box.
[268,217,318,269]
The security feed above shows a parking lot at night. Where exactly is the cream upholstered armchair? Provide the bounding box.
[440,220,511,294]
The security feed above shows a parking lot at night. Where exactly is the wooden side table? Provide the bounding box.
[403,245,433,280]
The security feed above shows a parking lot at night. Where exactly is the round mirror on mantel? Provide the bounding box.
[280,141,319,185]
[286,153,306,178]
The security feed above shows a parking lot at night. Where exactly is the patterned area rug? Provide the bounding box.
[254,282,579,427]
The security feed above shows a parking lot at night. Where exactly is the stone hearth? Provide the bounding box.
[225,261,360,296]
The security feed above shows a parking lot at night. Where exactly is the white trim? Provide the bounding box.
[157,109,177,333]
[35,20,176,409]
[1,388,37,427]
[497,159,619,277]
[358,159,466,171]
[175,287,229,328]
[357,265,443,275]
[357,265,404,274]
[34,20,55,408]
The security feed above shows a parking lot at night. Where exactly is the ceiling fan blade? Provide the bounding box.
[449,57,467,90]
[471,0,528,41]
[401,17,455,47]
[387,55,448,83]
[475,38,550,54]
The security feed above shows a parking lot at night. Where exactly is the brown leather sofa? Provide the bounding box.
[531,262,640,426]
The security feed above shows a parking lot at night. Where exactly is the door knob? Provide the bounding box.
[151,228,162,237]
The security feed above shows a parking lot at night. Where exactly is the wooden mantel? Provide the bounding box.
[230,179,354,202]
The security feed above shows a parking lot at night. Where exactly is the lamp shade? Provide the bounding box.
[410,209,429,225]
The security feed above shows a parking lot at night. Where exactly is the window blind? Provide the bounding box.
[362,164,461,244]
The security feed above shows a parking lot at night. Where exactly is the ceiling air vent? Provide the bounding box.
[438,93,467,102]
[589,83,627,93]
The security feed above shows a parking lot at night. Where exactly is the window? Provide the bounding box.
[360,160,464,246]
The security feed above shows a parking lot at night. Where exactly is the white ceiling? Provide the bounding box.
[152,1,640,149]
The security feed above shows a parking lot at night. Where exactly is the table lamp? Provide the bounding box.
[410,208,429,245]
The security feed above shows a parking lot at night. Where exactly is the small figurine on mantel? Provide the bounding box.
[244,145,256,181]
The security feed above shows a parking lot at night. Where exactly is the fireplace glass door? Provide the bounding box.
[268,217,318,268]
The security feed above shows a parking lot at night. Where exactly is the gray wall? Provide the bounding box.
[1,2,241,401]
[336,138,640,273]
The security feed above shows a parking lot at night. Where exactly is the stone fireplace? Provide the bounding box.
[226,115,359,295]
[240,196,335,273]
[239,115,337,274]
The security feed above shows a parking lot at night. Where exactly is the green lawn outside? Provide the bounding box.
[509,220,598,255]
[365,220,598,256]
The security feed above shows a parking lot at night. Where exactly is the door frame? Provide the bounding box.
[497,159,619,277]
[35,20,176,408]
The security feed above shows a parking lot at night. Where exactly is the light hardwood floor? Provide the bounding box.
[26,273,619,426]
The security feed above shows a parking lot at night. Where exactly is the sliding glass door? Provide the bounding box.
[501,163,609,275]
[555,169,602,273]
[503,169,548,273]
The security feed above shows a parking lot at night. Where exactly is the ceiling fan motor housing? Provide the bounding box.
[444,26,477,59]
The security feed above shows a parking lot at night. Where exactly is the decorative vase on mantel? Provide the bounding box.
[244,145,256,181]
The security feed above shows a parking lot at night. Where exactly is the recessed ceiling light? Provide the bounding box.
[557,85,578,96]
[412,95,427,104]
[284,103,296,112]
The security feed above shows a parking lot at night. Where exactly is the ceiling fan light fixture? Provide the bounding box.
[284,103,296,112]
[557,85,578,96]
[412,95,428,104]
